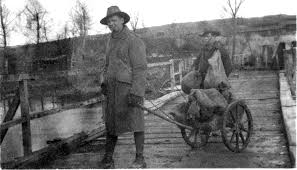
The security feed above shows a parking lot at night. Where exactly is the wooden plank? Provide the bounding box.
[0,90,20,143]
[19,79,32,155]
[148,61,171,67]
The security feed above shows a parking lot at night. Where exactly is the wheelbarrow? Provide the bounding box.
[137,99,253,153]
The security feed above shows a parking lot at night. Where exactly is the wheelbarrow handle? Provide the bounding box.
[136,104,193,130]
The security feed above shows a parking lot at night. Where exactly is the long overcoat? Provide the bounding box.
[103,26,147,135]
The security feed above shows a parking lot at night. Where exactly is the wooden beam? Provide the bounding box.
[19,79,32,155]
[0,97,102,131]
[1,126,106,169]
[0,90,20,144]
[1,132,88,169]
[0,117,26,131]
[0,74,37,83]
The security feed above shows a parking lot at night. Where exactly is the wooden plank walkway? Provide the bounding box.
[26,70,292,168]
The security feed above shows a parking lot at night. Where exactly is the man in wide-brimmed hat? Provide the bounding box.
[99,6,147,169]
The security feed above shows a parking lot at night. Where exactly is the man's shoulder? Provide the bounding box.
[127,31,143,42]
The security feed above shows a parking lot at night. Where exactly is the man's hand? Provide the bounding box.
[128,94,143,107]
[100,83,108,96]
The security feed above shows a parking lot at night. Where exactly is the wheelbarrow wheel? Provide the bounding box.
[181,127,209,148]
[221,100,253,153]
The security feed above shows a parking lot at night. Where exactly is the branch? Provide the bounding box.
[235,0,244,15]
[25,6,34,16]
[234,0,237,12]
[7,8,25,26]
[227,0,235,16]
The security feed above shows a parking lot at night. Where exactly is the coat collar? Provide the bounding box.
[111,26,129,40]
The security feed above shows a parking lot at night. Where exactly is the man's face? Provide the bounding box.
[107,15,124,32]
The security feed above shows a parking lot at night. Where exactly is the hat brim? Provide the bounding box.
[100,12,130,25]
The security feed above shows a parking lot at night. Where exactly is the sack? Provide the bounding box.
[181,71,203,94]
[204,50,230,89]
[168,102,188,124]
[189,88,228,110]
[187,88,228,121]
[219,47,233,77]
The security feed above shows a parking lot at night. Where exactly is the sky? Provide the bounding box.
[3,0,297,46]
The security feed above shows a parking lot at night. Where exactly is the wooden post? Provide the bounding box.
[3,99,7,116]
[53,88,57,109]
[265,48,268,68]
[40,95,44,111]
[0,90,20,144]
[52,95,55,109]
[29,98,34,112]
[169,59,175,91]
[178,60,183,85]
[276,53,279,70]
[0,96,2,114]
[19,78,32,155]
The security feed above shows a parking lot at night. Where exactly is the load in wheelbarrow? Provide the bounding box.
[137,87,253,153]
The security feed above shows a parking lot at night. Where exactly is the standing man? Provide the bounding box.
[99,6,147,169]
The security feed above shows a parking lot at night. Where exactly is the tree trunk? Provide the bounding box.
[0,2,8,74]
[36,13,40,44]
[0,2,6,47]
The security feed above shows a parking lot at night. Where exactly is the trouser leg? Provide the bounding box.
[105,133,118,158]
[134,131,144,157]
[130,131,146,168]
[100,133,118,168]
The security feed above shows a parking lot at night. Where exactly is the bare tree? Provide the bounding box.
[56,23,70,40]
[62,23,70,39]
[70,0,91,58]
[41,19,50,42]
[0,0,15,74]
[70,0,91,37]
[0,0,7,73]
[0,0,10,48]
[1,0,25,73]
[141,19,146,29]
[129,12,139,32]
[223,0,245,64]
[22,0,49,44]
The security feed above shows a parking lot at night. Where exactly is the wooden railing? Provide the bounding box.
[233,53,251,68]
[0,73,103,157]
[147,58,195,91]
[169,59,183,90]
